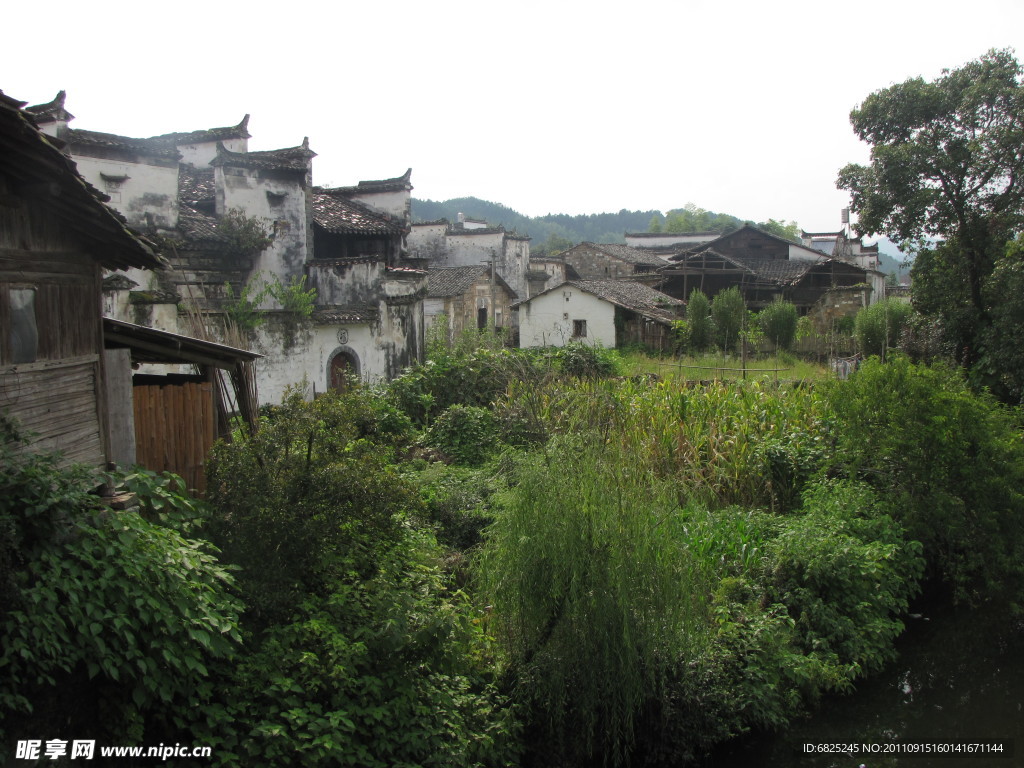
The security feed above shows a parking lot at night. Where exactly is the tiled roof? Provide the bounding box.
[571,242,667,267]
[449,226,506,236]
[518,279,682,325]
[597,243,668,266]
[66,128,182,159]
[0,90,161,271]
[178,165,216,205]
[738,257,815,284]
[210,139,315,172]
[427,265,501,298]
[25,90,74,124]
[312,191,405,235]
[176,206,230,244]
[150,115,251,145]
[670,250,813,285]
[326,168,413,196]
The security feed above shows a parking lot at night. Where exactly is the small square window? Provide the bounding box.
[572,319,587,339]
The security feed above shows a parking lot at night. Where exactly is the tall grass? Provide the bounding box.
[497,376,826,508]
[618,350,829,384]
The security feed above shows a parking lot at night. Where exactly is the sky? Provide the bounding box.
[4,0,1024,236]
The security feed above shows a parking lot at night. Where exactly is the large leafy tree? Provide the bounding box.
[837,49,1024,371]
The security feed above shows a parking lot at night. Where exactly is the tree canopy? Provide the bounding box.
[838,49,1024,394]
[838,48,1024,314]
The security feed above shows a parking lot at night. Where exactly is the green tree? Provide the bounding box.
[837,49,1024,372]
[648,214,663,233]
[756,218,800,242]
[978,234,1024,401]
[711,287,746,352]
[686,289,714,352]
[825,357,1024,602]
[854,298,913,359]
[758,299,799,350]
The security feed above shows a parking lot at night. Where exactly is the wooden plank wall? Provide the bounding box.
[133,381,215,495]
[0,355,104,467]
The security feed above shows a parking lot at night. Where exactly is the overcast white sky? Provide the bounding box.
[4,0,1024,234]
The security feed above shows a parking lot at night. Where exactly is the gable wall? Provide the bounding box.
[564,244,634,280]
[73,154,180,231]
[518,288,614,348]
[216,166,311,295]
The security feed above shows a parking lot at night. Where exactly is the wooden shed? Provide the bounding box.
[103,318,261,494]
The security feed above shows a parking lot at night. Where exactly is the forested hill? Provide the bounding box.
[411,197,660,253]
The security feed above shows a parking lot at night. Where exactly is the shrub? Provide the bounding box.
[758,300,799,351]
[825,356,1024,602]
[711,287,746,352]
[415,463,498,551]
[551,342,621,378]
[764,480,924,676]
[194,530,519,768]
[0,419,241,744]
[205,390,419,624]
[854,298,913,359]
[686,289,714,352]
[424,405,501,466]
[388,347,545,427]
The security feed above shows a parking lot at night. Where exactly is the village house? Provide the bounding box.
[800,228,881,271]
[525,255,567,298]
[424,265,516,336]
[407,214,530,306]
[1,90,258,491]
[515,280,682,352]
[26,91,425,403]
[657,224,883,319]
[561,242,669,285]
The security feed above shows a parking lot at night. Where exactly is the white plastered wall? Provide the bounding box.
[517,288,615,348]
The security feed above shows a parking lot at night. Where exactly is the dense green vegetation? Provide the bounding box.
[6,50,1024,765]
[839,48,1024,402]
[5,331,1021,766]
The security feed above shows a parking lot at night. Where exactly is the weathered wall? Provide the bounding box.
[787,243,828,263]
[74,155,179,231]
[625,232,718,248]
[424,280,515,335]
[249,306,421,403]
[216,166,310,294]
[807,286,871,332]
[445,230,504,266]
[407,222,448,261]
[564,244,634,280]
[349,189,409,221]
[500,238,529,300]
[177,137,247,169]
[308,260,384,306]
[518,288,614,348]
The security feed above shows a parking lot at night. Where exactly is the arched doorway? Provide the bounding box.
[328,348,360,392]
